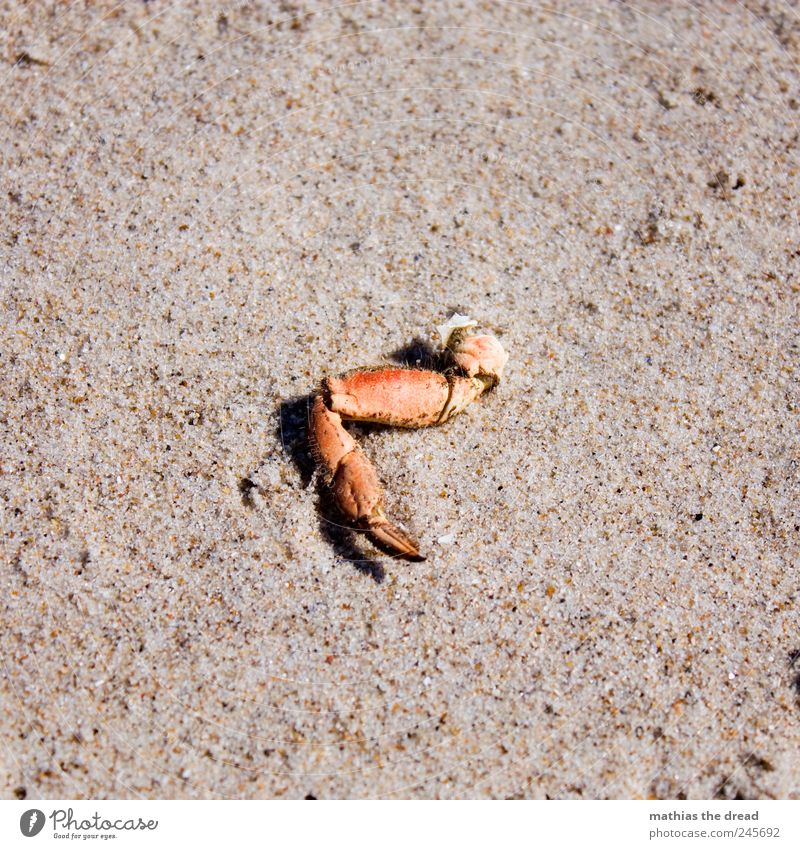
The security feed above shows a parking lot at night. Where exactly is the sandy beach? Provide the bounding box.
[1,0,799,798]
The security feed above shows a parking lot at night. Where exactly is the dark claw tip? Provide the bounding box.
[405,552,427,562]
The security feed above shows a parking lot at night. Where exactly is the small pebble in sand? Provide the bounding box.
[437,533,456,545]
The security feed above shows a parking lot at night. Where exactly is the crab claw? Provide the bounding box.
[332,447,423,561]
[307,315,507,563]
[312,396,422,560]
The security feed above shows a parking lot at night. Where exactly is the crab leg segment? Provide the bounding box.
[326,369,490,428]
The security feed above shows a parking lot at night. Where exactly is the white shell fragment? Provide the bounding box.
[436,313,477,347]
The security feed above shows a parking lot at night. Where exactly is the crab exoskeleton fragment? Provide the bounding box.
[310,315,508,561]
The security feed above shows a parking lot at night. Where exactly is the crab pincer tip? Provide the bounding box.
[367,512,425,562]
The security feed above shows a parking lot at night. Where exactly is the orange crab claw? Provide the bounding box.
[312,397,423,560]
[308,315,508,562]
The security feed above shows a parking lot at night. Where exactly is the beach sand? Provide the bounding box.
[1,0,798,798]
